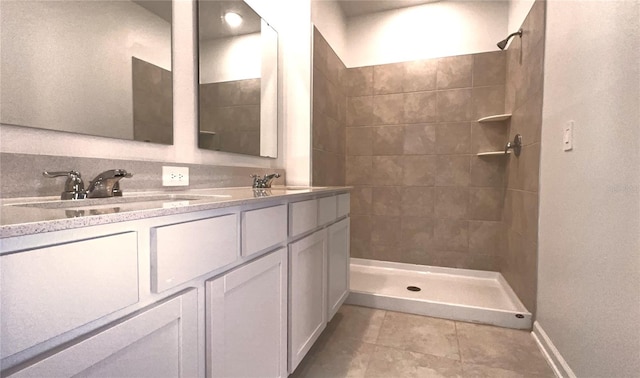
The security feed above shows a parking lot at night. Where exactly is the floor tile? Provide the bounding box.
[365,345,463,378]
[456,321,553,376]
[376,311,460,360]
[462,362,555,377]
[324,305,387,344]
[291,335,375,378]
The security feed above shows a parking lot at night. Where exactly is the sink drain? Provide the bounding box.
[406,286,421,292]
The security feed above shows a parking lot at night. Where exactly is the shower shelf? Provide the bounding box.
[477,151,512,156]
[478,114,512,123]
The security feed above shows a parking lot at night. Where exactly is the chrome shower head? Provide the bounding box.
[497,29,523,50]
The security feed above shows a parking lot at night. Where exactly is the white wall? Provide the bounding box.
[0,0,316,172]
[345,1,508,67]
[508,0,535,35]
[199,33,261,84]
[311,0,347,62]
[537,1,640,377]
[0,0,170,139]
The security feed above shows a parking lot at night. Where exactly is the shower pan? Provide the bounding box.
[346,258,532,330]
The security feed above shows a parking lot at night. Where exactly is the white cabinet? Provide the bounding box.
[288,230,328,373]
[327,217,350,320]
[206,248,288,378]
[1,232,139,359]
[5,289,198,378]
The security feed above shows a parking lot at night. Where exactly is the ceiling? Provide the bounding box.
[198,0,262,41]
[337,0,443,18]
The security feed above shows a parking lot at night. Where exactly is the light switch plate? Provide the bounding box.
[563,121,574,151]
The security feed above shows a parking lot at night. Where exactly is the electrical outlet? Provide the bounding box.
[162,166,189,186]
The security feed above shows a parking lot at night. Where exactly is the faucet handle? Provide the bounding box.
[43,171,86,200]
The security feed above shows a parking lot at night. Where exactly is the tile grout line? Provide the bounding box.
[362,309,388,377]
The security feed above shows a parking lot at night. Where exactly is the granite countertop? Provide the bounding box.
[0,186,350,238]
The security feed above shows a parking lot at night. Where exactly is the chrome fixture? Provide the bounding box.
[86,169,133,198]
[251,173,281,188]
[505,134,523,156]
[497,29,523,50]
[43,171,87,200]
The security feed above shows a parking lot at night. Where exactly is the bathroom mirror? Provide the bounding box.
[197,0,278,158]
[0,0,173,144]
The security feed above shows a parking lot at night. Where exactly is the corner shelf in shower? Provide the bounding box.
[477,114,512,123]
[477,151,512,156]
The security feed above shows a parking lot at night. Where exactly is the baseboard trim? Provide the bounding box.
[531,321,577,378]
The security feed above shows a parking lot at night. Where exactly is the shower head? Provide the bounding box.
[497,29,523,50]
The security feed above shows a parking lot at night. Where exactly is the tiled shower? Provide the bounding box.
[312,0,545,314]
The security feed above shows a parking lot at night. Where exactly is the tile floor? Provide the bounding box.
[291,305,555,378]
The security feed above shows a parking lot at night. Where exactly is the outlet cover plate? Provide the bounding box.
[162,166,189,186]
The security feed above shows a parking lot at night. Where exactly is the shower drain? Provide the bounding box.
[406,286,421,292]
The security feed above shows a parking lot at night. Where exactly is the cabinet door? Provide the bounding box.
[288,230,327,373]
[6,289,198,378]
[206,248,288,378]
[327,217,350,321]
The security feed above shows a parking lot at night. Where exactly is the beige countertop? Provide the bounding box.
[0,186,350,239]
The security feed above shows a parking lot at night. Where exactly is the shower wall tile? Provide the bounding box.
[400,187,435,216]
[435,123,472,154]
[374,63,405,94]
[403,124,436,155]
[342,48,508,271]
[435,155,470,186]
[373,94,405,124]
[345,67,373,96]
[403,59,438,92]
[473,52,507,87]
[373,126,405,155]
[437,55,473,89]
[404,91,438,123]
[346,127,373,156]
[437,89,473,122]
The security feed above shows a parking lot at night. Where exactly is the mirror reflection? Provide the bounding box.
[0,0,173,144]
[198,0,278,158]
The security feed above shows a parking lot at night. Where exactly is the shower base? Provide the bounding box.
[346,258,532,330]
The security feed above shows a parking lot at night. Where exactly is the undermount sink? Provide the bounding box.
[8,194,208,210]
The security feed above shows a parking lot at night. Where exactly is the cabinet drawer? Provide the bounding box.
[242,205,287,257]
[317,196,337,226]
[1,232,139,359]
[152,214,238,293]
[289,199,318,237]
[337,193,350,218]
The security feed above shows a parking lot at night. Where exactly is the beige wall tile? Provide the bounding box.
[373,93,405,125]
[435,155,470,186]
[470,156,506,187]
[435,123,471,154]
[472,85,506,120]
[347,96,374,126]
[346,127,373,156]
[373,156,403,184]
[468,221,504,255]
[346,156,373,185]
[437,89,473,122]
[402,155,437,186]
[401,217,435,250]
[434,187,469,219]
[404,124,436,155]
[401,186,435,216]
[371,216,402,246]
[374,63,405,94]
[372,186,403,216]
[373,126,405,155]
[345,66,373,97]
[473,51,506,87]
[403,59,438,92]
[471,122,509,154]
[469,187,504,221]
[404,91,438,123]
[351,186,373,216]
[350,215,371,258]
[434,219,469,252]
[437,55,473,89]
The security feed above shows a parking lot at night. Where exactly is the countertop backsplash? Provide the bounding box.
[0,152,286,199]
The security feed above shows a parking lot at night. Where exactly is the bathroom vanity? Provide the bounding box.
[0,187,350,377]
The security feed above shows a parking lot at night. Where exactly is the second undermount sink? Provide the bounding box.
[8,194,209,210]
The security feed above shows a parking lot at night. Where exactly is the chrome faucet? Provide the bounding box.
[86,169,133,198]
[250,173,281,188]
[43,171,87,200]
